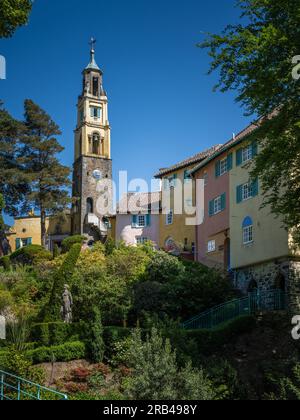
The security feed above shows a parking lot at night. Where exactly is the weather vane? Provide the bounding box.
[89,37,96,51]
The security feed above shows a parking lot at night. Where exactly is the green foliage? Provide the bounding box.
[0,0,32,38]
[145,251,185,283]
[0,255,11,270]
[103,326,132,362]
[45,243,81,321]
[61,235,85,254]
[27,341,86,364]
[0,288,13,312]
[9,245,52,266]
[21,99,71,247]
[84,307,105,363]
[266,364,300,400]
[0,346,32,377]
[123,328,215,400]
[53,244,59,259]
[30,322,79,347]
[199,0,300,244]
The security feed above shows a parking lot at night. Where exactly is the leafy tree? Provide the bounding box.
[0,0,33,38]
[199,0,300,243]
[123,328,214,400]
[20,100,71,247]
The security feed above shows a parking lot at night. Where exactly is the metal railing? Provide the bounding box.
[0,370,68,401]
[182,289,286,330]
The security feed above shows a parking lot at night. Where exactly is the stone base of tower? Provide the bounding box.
[72,155,112,244]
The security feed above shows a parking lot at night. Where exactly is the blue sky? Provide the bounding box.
[0,0,252,224]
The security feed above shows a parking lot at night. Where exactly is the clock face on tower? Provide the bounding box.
[92,169,102,181]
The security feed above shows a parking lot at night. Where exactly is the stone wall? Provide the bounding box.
[233,259,300,314]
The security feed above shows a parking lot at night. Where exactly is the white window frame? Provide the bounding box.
[242,182,253,201]
[220,158,228,176]
[137,215,146,228]
[166,210,173,225]
[90,106,101,119]
[243,225,253,245]
[213,196,222,215]
[207,240,216,253]
[242,145,252,163]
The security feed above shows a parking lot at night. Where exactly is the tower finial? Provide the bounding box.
[89,37,96,53]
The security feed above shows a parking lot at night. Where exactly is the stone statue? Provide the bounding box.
[61,284,73,324]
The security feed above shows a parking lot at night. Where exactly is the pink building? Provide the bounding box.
[116,192,161,248]
[191,147,231,269]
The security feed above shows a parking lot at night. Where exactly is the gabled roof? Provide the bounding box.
[190,121,259,176]
[117,192,161,214]
[154,145,223,178]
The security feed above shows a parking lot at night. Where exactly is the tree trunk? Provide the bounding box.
[41,208,47,249]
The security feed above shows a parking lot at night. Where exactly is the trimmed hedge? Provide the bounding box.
[9,245,52,266]
[61,235,85,254]
[182,315,256,356]
[30,322,80,347]
[27,341,86,364]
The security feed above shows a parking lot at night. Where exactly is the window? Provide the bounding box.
[92,133,100,155]
[237,179,259,203]
[242,217,254,245]
[215,154,233,177]
[242,182,253,201]
[80,110,84,122]
[220,158,228,176]
[209,193,226,217]
[92,77,99,97]
[137,215,146,228]
[16,238,32,250]
[90,106,101,119]
[208,240,216,253]
[236,141,258,166]
[86,197,94,214]
[192,242,196,255]
[132,215,151,228]
[214,196,222,214]
[203,172,208,186]
[166,210,173,225]
[136,237,149,245]
[242,145,252,163]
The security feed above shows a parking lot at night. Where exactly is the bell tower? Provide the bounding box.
[72,39,112,242]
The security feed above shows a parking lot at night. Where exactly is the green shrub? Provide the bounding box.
[30,322,81,346]
[84,307,105,363]
[9,245,52,266]
[0,256,11,270]
[61,235,85,254]
[45,243,82,321]
[53,244,59,259]
[27,341,86,364]
[103,326,132,361]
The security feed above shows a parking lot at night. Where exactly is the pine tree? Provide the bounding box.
[0,104,29,216]
[0,0,33,38]
[20,100,71,248]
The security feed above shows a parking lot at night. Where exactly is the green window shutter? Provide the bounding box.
[252,141,258,157]
[227,153,233,171]
[237,185,243,204]
[173,173,178,186]
[16,238,21,250]
[236,149,243,166]
[209,200,214,217]
[221,193,226,211]
[146,214,151,227]
[252,178,259,197]
[215,161,221,178]
[28,238,32,245]
[132,215,137,228]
